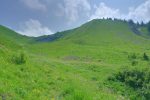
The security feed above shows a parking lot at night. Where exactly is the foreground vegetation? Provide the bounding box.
[0,19,150,100]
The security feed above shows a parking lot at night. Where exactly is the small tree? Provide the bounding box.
[136,22,140,27]
[141,21,145,26]
[128,19,134,25]
[108,18,112,20]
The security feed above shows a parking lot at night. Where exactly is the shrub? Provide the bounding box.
[10,51,27,65]
[128,53,137,60]
[128,53,139,66]
[108,68,150,100]
[143,53,149,61]
[131,60,138,66]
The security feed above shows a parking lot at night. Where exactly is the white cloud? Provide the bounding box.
[90,3,124,20]
[128,0,150,23]
[18,19,53,37]
[90,0,150,23]
[21,0,47,12]
[58,0,91,23]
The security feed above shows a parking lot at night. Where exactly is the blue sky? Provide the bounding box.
[0,0,150,37]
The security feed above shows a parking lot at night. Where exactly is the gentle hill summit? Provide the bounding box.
[36,19,150,46]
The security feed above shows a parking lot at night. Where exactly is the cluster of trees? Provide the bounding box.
[103,17,150,32]
[96,17,150,32]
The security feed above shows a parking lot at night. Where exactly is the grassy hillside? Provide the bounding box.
[0,19,150,100]
[138,26,150,38]
[0,25,33,52]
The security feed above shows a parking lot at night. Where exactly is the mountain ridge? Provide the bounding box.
[1,19,150,43]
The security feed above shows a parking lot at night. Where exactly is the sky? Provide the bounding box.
[0,0,150,37]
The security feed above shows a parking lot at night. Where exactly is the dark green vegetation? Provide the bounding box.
[108,67,150,100]
[0,19,150,100]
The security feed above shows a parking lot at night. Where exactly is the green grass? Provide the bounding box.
[0,19,150,100]
[138,26,150,38]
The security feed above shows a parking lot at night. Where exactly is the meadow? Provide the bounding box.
[0,19,150,100]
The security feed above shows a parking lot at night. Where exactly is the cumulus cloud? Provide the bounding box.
[58,0,91,23]
[128,0,150,23]
[21,0,47,12]
[18,19,53,37]
[90,3,124,20]
[90,0,150,23]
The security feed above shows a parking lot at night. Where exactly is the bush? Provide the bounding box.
[128,53,137,60]
[131,60,138,66]
[143,53,149,61]
[128,53,139,66]
[10,51,27,65]
[108,68,150,100]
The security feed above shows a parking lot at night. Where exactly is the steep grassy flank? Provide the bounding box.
[0,25,34,51]
[0,19,150,99]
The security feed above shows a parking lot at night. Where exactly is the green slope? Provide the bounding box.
[0,25,33,52]
[138,26,150,38]
[0,19,150,100]
[31,19,150,62]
